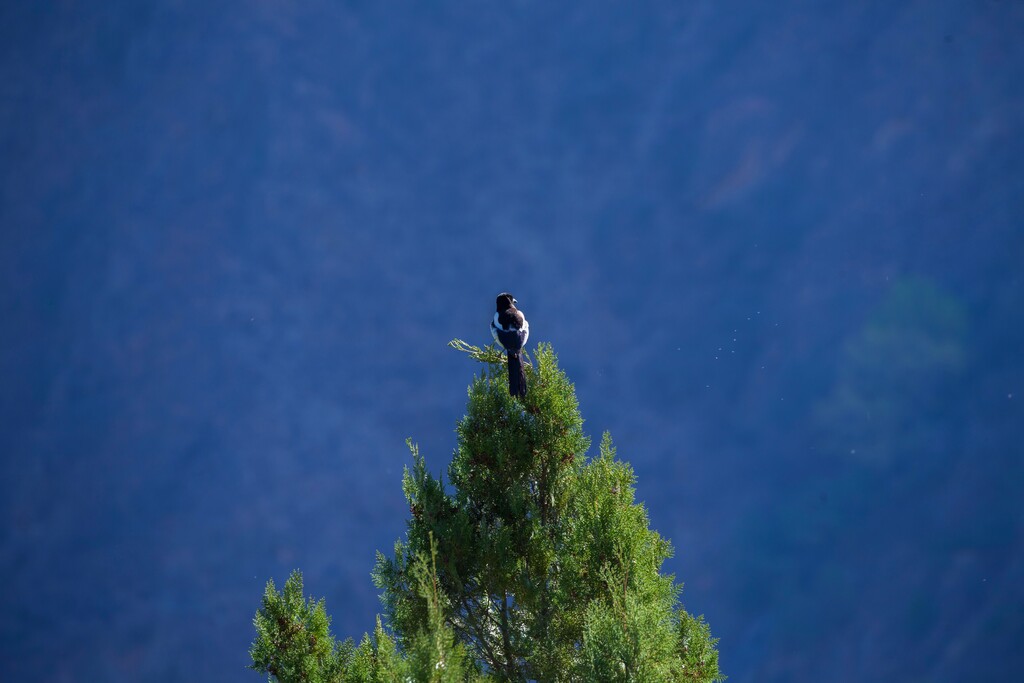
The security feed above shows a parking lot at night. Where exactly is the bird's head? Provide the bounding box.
[496,292,516,312]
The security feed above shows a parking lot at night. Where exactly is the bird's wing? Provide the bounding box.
[492,310,528,352]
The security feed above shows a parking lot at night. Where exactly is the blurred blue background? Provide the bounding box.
[2,2,1022,681]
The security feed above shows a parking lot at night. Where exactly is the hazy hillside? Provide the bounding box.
[1,2,1022,681]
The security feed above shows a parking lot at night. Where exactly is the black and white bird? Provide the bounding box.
[490,292,529,398]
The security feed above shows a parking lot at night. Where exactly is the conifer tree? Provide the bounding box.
[251,342,721,682]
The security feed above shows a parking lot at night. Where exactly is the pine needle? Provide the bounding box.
[447,339,507,365]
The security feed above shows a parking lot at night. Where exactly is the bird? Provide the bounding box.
[490,292,529,398]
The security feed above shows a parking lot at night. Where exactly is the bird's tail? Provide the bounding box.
[507,351,527,398]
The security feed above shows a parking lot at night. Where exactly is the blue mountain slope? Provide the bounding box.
[1,2,1022,680]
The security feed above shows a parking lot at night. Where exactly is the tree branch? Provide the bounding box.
[448,339,506,364]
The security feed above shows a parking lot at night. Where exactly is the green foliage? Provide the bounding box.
[252,558,475,682]
[676,610,721,683]
[375,342,722,681]
[403,535,481,683]
[815,276,967,466]
[563,435,682,680]
[346,617,407,682]
[253,341,722,682]
[250,570,351,682]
